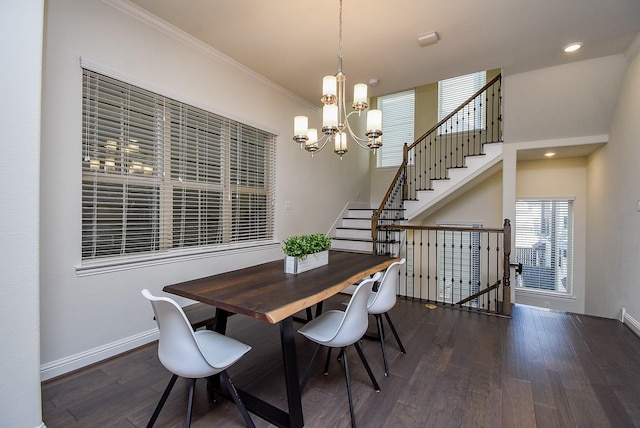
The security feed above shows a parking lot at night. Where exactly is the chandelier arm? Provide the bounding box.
[342,112,372,148]
[304,134,331,155]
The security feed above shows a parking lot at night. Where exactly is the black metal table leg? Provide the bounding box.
[280,317,304,427]
[207,309,230,394]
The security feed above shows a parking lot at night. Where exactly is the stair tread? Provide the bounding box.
[328,248,373,254]
[331,237,372,242]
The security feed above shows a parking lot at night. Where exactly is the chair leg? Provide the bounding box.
[384,312,406,354]
[220,370,256,428]
[354,342,381,392]
[340,347,357,428]
[147,374,178,428]
[300,344,323,392]
[323,347,333,375]
[185,378,196,428]
[375,314,390,376]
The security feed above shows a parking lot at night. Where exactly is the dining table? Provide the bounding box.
[163,250,398,428]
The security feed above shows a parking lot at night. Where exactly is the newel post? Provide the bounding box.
[502,218,512,316]
[371,210,379,255]
[402,143,409,201]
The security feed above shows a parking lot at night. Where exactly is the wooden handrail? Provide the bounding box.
[371,153,407,240]
[456,280,501,306]
[381,223,507,234]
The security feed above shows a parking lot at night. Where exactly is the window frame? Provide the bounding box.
[438,71,487,133]
[514,198,574,296]
[80,66,276,272]
[376,89,415,169]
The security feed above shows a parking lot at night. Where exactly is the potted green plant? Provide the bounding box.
[283,233,332,274]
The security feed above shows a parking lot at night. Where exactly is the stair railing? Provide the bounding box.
[372,74,502,255]
[383,219,512,317]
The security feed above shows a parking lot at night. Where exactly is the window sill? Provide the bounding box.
[515,287,576,301]
[76,241,280,277]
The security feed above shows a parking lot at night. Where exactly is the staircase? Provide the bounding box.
[329,74,503,255]
[403,142,503,220]
[330,206,375,253]
[329,142,502,254]
[366,74,503,255]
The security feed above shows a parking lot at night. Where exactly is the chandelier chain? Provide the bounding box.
[338,0,343,71]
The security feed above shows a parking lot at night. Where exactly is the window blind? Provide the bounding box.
[438,71,486,130]
[377,90,415,168]
[515,199,573,294]
[82,70,275,262]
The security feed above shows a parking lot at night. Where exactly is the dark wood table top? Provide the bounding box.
[163,251,398,324]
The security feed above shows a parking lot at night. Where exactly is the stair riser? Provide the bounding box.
[347,209,374,218]
[342,219,371,228]
[331,239,373,253]
[335,229,371,239]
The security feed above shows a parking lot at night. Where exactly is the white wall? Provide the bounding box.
[586,44,640,321]
[371,56,627,314]
[501,55,629,314]
[39,0,370,379]
[505,55,627,143]
[0,1,45,426]
[421,170,504,228]
[514,158,588,313]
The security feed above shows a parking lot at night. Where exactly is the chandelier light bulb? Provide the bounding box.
[322,104,339,132]
[366,109,382,133]
[293,115,309,145]
[305,129,320,155]
[294,116,308,136]
[334,132,348,159]
[307,128,318,144]
[323,76,337,96]
[353,83,368,110]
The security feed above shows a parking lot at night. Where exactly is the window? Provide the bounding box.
[377,90,415,168]
[438,71,486,131]
[81,69,275,262]
[514,199,573,294]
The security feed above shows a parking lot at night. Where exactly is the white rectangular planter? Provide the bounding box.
[284,250,329,274]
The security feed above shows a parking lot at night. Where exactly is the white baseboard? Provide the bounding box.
[620,307,640,338]
[40,328,158,382]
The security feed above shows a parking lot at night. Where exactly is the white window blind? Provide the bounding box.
[438,71,486,130]
[82,69,275,261]
[377,90,415,168]
[515,199,573,294]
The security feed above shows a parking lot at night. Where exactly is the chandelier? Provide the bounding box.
[292,0,382,159]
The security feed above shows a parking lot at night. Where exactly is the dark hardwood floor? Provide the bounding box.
[42,296,640,427]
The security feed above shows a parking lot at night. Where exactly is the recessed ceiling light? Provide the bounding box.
[563,42,583,53]
[544,152,556,157]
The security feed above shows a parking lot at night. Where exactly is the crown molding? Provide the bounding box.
[102,0,317,110]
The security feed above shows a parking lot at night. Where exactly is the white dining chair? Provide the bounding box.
[141,289,255,428]
[366,258,407,376]
[297,272,382,428]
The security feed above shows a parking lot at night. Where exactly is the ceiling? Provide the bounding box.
[129,0,640,106]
